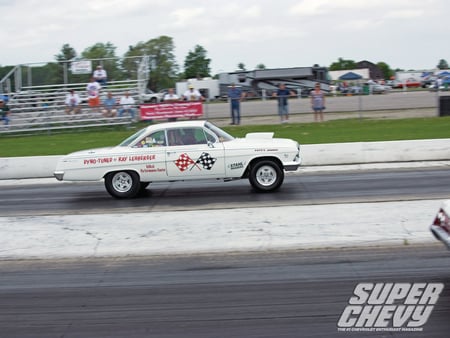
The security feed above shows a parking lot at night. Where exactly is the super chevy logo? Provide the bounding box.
[337,283,444,332]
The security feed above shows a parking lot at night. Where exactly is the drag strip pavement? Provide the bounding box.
[0,246,449,337]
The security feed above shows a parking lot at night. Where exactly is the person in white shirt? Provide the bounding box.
[86,77,102,112]
[164,88,179,102]
[93,65,108,86]
[182,85,204,102]
[118,91,136,120]
[163,88,180,122]
[64,89,81,115]
[182,85,204,119]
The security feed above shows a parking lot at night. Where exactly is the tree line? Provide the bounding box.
[0,35,448,91]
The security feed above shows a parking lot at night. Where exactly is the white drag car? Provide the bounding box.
[430,200,450,250]
[54,120,301,198]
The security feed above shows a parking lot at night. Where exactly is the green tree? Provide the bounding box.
[329,57,356,71]
[53,44,78,84]
[81,42,122,81]
[376,61,394,80]
[55,44,77,63]
[437,59,449,70]
[123,36,178,90]
[256,63,266,70]
[237,62,246,71]
[183,45,211,80]
[27,63,61,86]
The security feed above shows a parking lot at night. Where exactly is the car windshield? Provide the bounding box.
[118,128,148,147]
[205,121,234,142]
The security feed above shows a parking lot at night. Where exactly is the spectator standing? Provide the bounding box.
[182,85,204,120]
[86,77,102,112]
[182,85,204,102]
[64,89,81,115]
[228,83,243,125]
[436,77,443,91]
[310,83,326,122]
[164,88,179,102]
[118,91,136,121]
[273,83,292,123]
[164,88,180,122]
[102,91,117,117]
[93,65,107,86]
[0,98,11,127]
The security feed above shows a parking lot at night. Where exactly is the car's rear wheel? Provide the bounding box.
[249,160,284,192]
[104,171,140,198]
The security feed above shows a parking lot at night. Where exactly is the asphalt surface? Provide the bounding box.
[0,245,449,337]
[1,166,449,216]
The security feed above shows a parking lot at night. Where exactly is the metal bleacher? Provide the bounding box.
[0,80,140,134]
[0,56,149,134]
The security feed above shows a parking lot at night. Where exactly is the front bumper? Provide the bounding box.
[430,224,450,250]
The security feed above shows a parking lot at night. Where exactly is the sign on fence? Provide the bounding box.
[71,61,92,75]
[140,102,203,120]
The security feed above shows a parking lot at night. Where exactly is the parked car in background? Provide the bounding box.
[366,82,391,94]
[392,78,421,89]
[54,120,302,199]
[430,200,450,250]
[139,88,164,103]
[421,76,437,88]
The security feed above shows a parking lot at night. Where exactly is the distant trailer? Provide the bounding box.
[218,66,330,98]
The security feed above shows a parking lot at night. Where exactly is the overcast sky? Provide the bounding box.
[1,0,448,74]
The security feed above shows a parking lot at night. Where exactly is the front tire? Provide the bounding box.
[249,160,284,192]
[104,171,140,198]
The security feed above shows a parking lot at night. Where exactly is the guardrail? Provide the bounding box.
[1,139,450,180]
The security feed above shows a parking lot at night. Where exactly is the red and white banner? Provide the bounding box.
[140,102,203,120]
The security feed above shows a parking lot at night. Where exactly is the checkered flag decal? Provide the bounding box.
[174,153,195,171]
[196,152,217,170]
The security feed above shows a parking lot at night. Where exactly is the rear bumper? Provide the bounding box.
[430,224,450,250]
[54,171,64,181]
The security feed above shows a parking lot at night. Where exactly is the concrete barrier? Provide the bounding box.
[1,139,450,179]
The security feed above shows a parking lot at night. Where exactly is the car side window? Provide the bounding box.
[135,130,166,148]
[167,129,184,146]
[180,128,208,145]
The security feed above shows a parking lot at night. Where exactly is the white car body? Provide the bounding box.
[54,120,301,198]
[430,200,450,250]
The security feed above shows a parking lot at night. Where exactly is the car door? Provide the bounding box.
[165,127,225,178]
[129,129,168,181]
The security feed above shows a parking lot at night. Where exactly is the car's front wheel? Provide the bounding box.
[249,160,284,192]
[104,171,140,198]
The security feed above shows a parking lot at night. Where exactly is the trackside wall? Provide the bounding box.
[1,139,450,180]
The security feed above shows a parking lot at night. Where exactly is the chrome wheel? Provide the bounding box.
[104,171,140,198]
[249,160,284,192]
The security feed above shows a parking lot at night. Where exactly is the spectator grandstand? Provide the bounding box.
[0,57,148,134]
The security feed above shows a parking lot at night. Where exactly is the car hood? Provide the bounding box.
[244,132,274,140]
[227,133,299,149]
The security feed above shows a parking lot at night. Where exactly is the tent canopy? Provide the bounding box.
[339,71,363,80]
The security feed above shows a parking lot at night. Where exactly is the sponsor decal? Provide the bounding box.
[140,164,165,174]
[83,155,156,165]
[337,282,444,332]
[229,162,244,170]
[174,152,217,172]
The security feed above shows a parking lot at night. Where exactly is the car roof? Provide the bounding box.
[143,120,207,133]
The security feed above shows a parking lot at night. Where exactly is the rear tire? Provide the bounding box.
[249,160,284,192]
[104,171,140,199]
